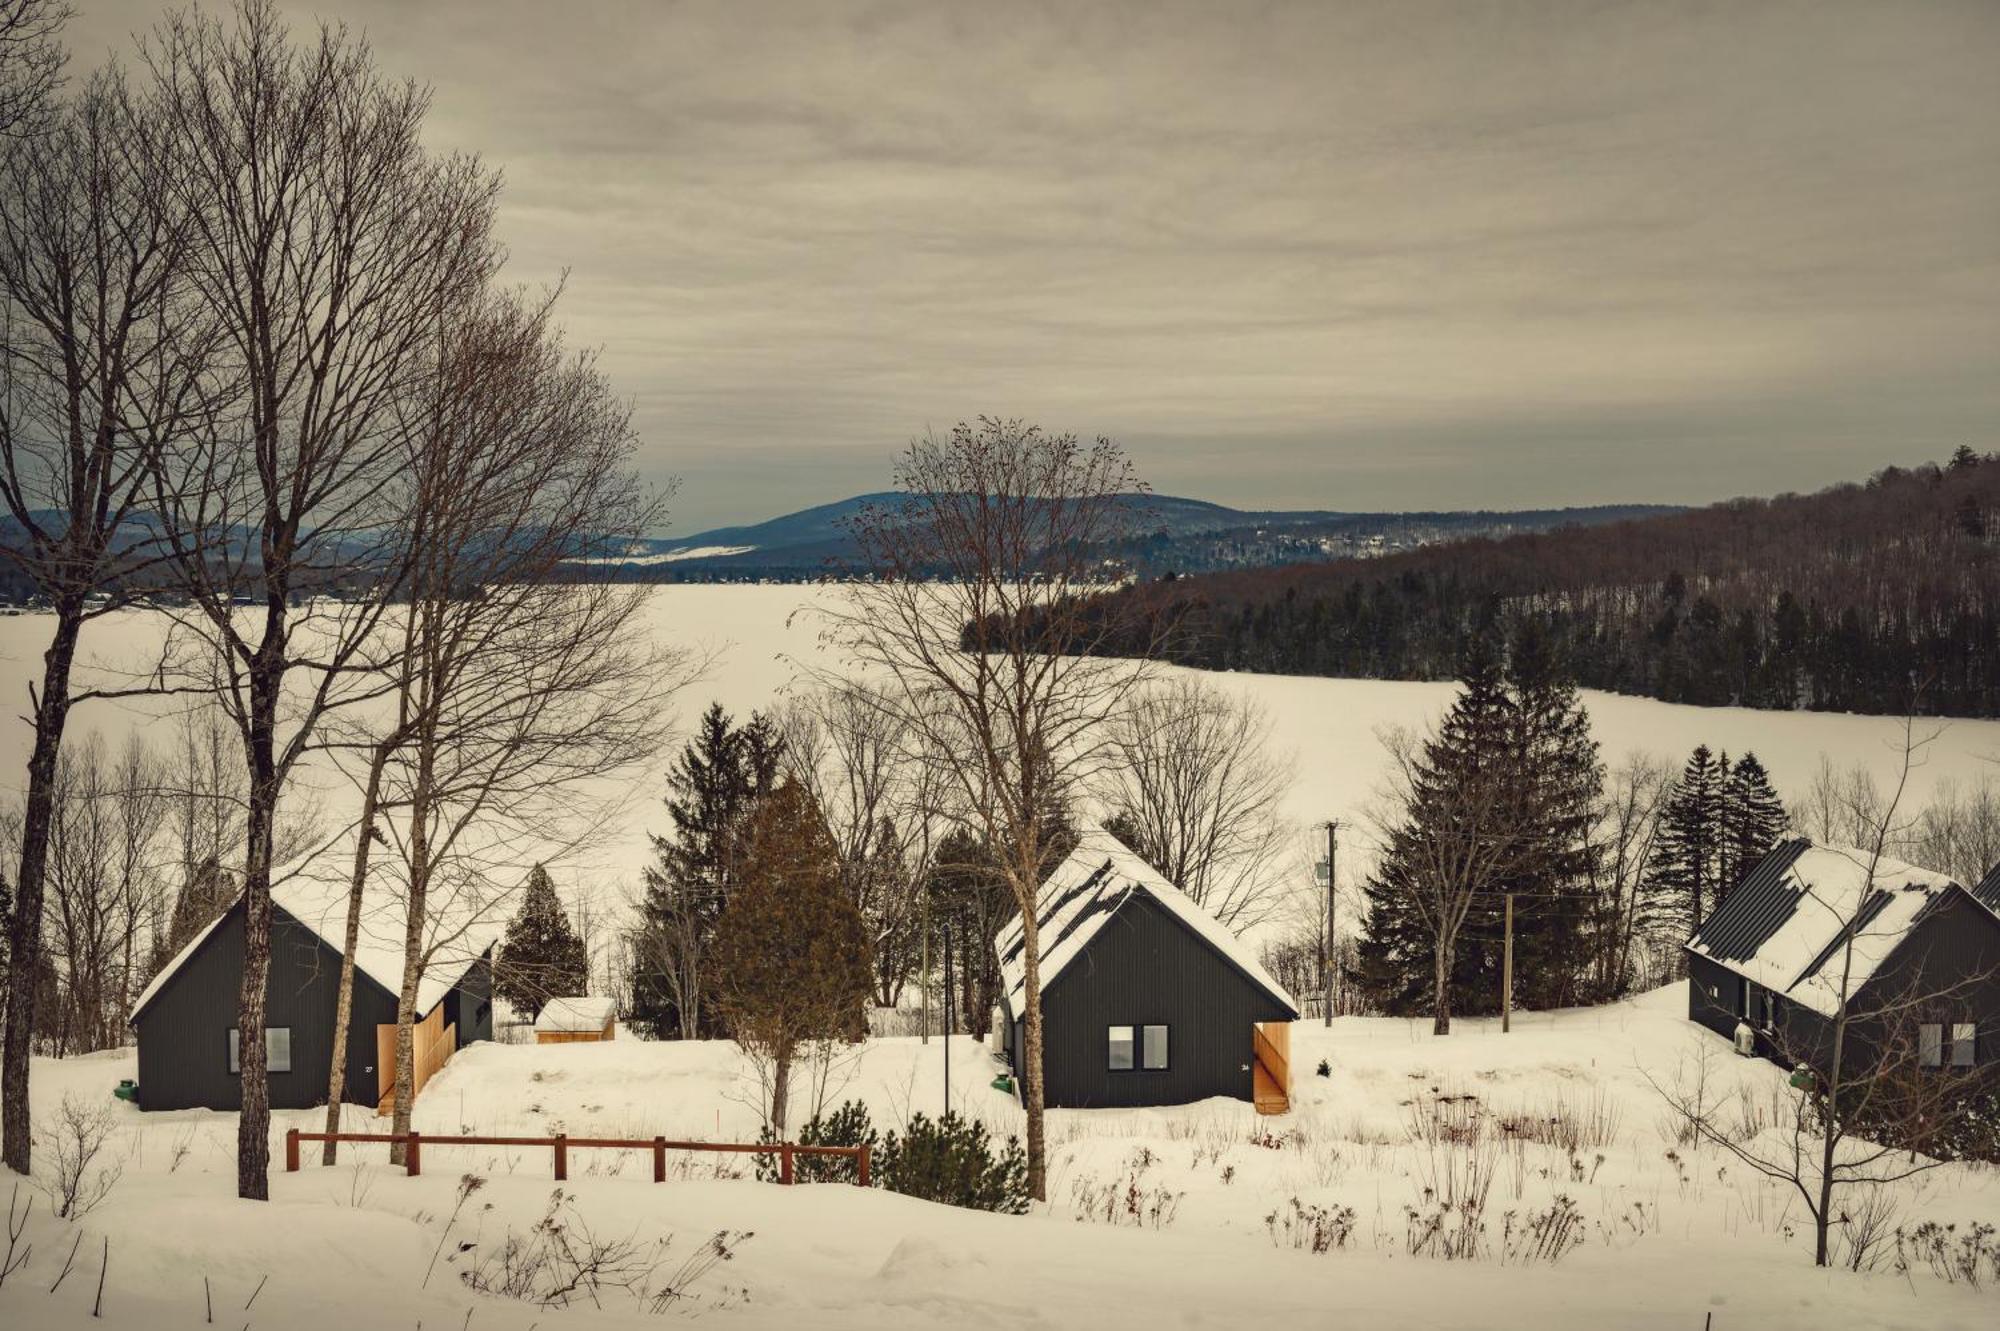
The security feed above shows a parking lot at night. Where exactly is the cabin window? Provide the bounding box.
[1918,1024,1943,1068]
[1141,1025,1169,1070]
[228,1027,293,1075]
[1107,1025,1135,1070]
[1950,1023,1976,1068]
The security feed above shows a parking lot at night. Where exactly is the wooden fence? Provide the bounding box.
[374,1008,457,1116]
[284,1127,869,1186]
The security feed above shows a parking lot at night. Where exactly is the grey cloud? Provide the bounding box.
[64,0,2000,530]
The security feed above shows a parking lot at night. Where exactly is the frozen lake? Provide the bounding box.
[2,584,1995,908]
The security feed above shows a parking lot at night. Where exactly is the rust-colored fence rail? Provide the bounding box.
[284,1128,869,1186]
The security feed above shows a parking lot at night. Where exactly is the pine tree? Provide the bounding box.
[1718,752,1787,902]
[494,865,590,1022]
[710,779,872,1132]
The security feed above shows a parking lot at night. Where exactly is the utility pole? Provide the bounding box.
[942,919,954,1110]
[1320,821,1339,1027]
[1501,892,1515,1034]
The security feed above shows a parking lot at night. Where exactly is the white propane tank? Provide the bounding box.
[1733,1020,1756,1057]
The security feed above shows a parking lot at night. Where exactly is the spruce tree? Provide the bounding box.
[1499,621,1604,1010]
[1645,745,1724,939]
[630,702,785,1037]
[1357,638,1519,1023]
[1718,752,1787,901]
[494,865,590,1022]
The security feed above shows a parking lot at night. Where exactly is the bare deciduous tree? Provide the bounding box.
[0,62,216,1173]
[1584,751,1673,996]
[361,290,680,1164]
[819,417,1159,1200]
[1097,677,1294,930]
[142,0,503,1199]
[0,0,69,141]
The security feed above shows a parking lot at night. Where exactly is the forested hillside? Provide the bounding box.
[1086,449,2000,716]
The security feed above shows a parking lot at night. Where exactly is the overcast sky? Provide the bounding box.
[65,0,2000,532]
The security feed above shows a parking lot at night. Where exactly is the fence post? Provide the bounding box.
[285,1128,300,1173]
[406,1130,422,1178]
[653,1137,666,1184]
[779,1144,794,1186]
[554,1134,568,1182]
[856,1144,870,1188]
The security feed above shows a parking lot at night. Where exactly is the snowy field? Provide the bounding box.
[3,584,1997,914]
[4,988,1997,1329]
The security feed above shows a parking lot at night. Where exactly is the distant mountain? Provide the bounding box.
[583,494,1681,581]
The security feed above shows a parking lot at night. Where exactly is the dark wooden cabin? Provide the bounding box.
[996,829,1298,1113]
[131,882,495,1113]
[1686,838,1999,1082]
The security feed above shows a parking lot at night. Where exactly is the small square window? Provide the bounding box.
[1918,1023,1943,1069]
[1107,1025,1134,1070]
[1950,1022,1975,1068]
[1142,1025,1168,1070]
[229,1027,293,1075]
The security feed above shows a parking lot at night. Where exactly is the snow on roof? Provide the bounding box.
[1688,841,1964,1018]
[534,995,617,1032]
[997,826,1298,1017]
[132,871,503,1023]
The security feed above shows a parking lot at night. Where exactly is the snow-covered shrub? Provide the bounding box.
[756,1099,877,1184]
[877,1111,1030,1214]
[35,1094,123,1221]
[458,1188,750,1311]
[1892,1221,1999,1289]
[1265,1197,1355,1253]
[1501,1195,1586,1265]
[1069,1160,1183,1229]
[1496,1086,1621,1153]
[1832,1185,1899,1272]
[765,1101,1029,1212]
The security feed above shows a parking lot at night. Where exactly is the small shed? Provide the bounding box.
[534,995,617,1043]
[995,827,1298,1112]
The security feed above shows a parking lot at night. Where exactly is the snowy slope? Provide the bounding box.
[7,991,1998,1330]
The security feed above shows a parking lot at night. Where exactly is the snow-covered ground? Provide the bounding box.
[4,988,1995,1329]
[4,584,1997,913]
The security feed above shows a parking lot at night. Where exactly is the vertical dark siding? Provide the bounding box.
[1038,894,1290,1108]
[132,902,397,1111]
[444,954,494,1045]
[1851,891,2000,1077]
[1685,953,1741,1041]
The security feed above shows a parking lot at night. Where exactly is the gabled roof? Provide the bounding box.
[1975,861,2000,914]
[534,995,617,1033]
[132,872,502,1023]
[1687,838,1966,1018]
[997,827,1298,1017]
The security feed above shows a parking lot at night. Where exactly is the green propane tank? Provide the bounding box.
[1788,1065,1815,1092]
[113,1079,138,1104]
